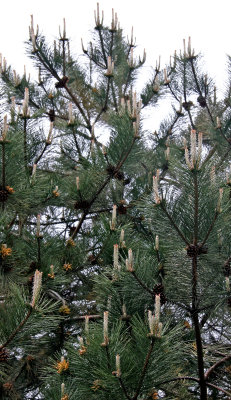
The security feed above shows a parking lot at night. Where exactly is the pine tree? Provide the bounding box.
[0,4,231,400]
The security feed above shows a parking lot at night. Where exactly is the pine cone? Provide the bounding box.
[55,76,69,88]
[182,101,193,111]
[0,348,8,362]
[227,297,231,308]
[74,200,90,210]
[223,259,230,277]
[198,244,208,255]
[117,204,127,215]
[123,178,131,185]
[29,261,37,271]
[197,96,206,108]
[114,171,125,181]
[106,164,116,177]
[0,186,8,202]
[2,264,13,273]
[153,283,166,305]
[106,164,125,180]
[88,254,98,265]
[186,244,208,257]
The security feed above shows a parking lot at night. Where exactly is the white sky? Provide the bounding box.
[1,0,231,86]
[1,0,231,129]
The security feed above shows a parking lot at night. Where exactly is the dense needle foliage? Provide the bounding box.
[0,4,231,399]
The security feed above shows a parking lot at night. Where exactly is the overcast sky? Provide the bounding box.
[1,0,231,130]
[1,0,231,87]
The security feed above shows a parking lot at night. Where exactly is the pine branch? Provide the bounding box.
[183,60,196,129]
[71,128,82,157]
[141,70,160,108]
[205,353,231,380]
[190,58,215,125]
[167,113,181,134]
[118,377,132,400]
[191,299,207,399]
[205,382,231,397]
[34,141,51,165]
[0,142,6,188]
[98,28,108,66]
[23,118,28,169]
[190,58,231,146]
[116,137,136,170]
[0,307,32,349]
[35,44,60,80]
[104,344,111,370]
[71,137,137,239]
[158,375,200,386]
[63,83,90,125]
[71,176,111,239]
[34,41,90,125]
[191,169,207,400]
[160,203,190,246]
[123,68,132,97]
[94,76,111,124]
[158,376,231,397]
[110,80,118,112]
[193,171,199,244]
[131,271,154,297]
[132,337,155,400]
[200,210,219,248]
[167,82,180,102]
[61,39,66,77]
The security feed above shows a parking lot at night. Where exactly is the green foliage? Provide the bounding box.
[0,5,231,400]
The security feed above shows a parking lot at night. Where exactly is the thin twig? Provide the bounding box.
[158,376,231,397]
[118,377,132,400]
[131,271,153,296]
[205,382,231,397]
[158,375,199,385]
[34,142,50,165]
[205,353,231,380]
[132,337,155,400]
[98,28,107,66]
[94,77,111,124]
